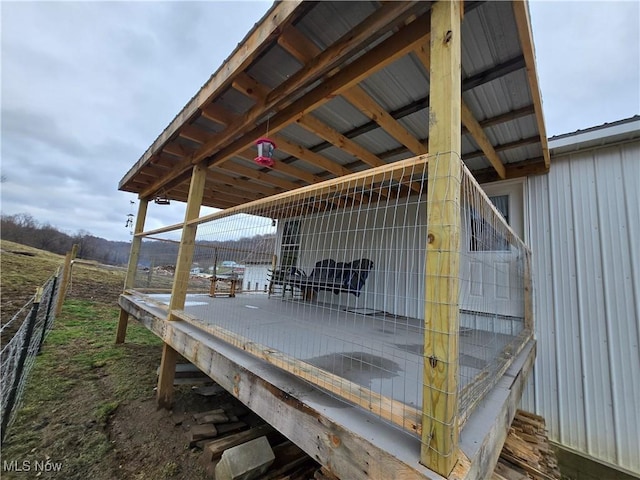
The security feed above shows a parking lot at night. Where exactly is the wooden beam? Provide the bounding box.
[189,154,429,228]
[461,102,506,179]
[512,1,550,168]
[272,134,352,178]
[232,72,270,101]
[119,0,303,190]
[413,39,506,179]
[278,24,427,157]
[162,142,190,158]
[179,124,211,144]
[116,198,149,344]
[343,86,428,155]
[206,170,282,197]
[236,151,322,185]
[207,12,431,169]
[201,103,236,126]
[297,114,385,168]
[157,164,207,409]
[219,162,302,191]
[421,1,461,476]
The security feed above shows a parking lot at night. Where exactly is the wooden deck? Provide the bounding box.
[119,290,535,480]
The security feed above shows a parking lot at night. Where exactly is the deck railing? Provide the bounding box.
[125,153,532,471]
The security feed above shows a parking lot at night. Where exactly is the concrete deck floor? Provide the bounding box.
[142,291,520,411]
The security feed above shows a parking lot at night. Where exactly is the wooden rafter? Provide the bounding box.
[297,114,384,168]
[138,12,430,201]
[201,103,236,126]
[205,170,282,197]
[272,134,352,178]
[236,150,323,185]
[460,102,506,178]
[119,0,304,190]
[413,42,507,179]
[512,0,550,168]
[218,162,302,191]
[232,72,270,102]
[178,124,211,144]
[278,25,427,156]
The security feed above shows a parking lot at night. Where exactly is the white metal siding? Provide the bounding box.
[523,141,640,473]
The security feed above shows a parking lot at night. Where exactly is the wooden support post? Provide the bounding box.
[421,1,462,477]
[116,199,149,344]
[55,244,78,316]
[157,164,207,409]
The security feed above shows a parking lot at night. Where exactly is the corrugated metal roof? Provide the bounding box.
[119,1,549,210]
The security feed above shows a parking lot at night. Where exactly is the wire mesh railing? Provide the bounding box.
[128,154,532,445]
[1,272,61,443]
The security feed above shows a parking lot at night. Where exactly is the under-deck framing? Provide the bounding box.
[116,2,548,478]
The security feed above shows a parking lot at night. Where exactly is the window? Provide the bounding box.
[469,195,510,252]
[280,220,301,267]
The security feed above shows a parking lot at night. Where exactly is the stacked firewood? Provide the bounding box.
[181,404,319,479]
[492,410,562,480]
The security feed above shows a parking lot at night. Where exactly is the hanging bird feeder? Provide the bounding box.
[254,137,276,168]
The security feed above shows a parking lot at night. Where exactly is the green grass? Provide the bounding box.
[1,298,162,479]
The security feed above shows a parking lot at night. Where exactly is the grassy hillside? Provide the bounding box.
[1,241,214,479]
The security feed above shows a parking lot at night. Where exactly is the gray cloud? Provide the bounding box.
[1,1,638,243]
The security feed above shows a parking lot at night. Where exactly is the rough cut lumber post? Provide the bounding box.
[421,1,462,477]
[157,164,207,409]
[54,243,78,316]
[116,198,148,344]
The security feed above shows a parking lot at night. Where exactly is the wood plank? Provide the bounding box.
[236,151,322,185]
[179,124,211,144]
[297,114,384,168]
[201,103,236,126]
[512,1,550,168]
[232,72,270,101]
[116,198,149,343]
[421,1,462,476]
[207,12,431,170]
[342,86,427,155]
[206,170,282,197]
[157,164,208,408]
[461,101,507,179]
[278,25,426,157]
[219,162,303,192]
[187,154,429,228]
[272,134,352,178]
[118,0,303,190]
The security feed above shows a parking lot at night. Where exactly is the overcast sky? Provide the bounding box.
[1,1,639,242]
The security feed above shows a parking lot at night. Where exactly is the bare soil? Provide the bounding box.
[0,241,264,479]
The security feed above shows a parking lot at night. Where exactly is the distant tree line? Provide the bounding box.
[1,213,276,268]
[1,213,131,265]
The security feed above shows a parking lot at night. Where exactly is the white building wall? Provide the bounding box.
[522,140,640,474]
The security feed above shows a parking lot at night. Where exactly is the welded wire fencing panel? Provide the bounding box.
[133,154,531,439]
[1,273,61,443]
[458,164,531,423]
[163,157,432,435]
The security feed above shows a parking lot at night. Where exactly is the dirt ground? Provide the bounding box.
[0,242,262,480]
